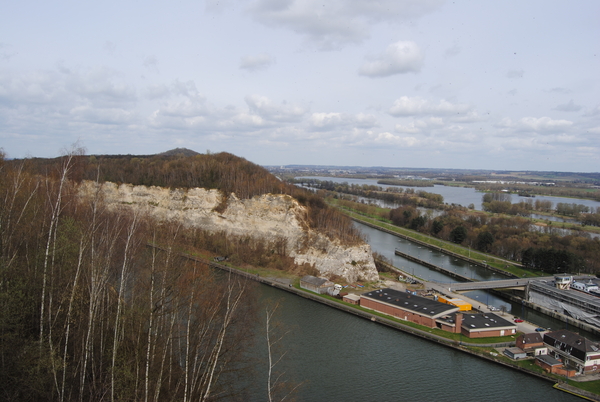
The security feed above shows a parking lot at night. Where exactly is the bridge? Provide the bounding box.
[441,276,594,292]
[442,278,536,292]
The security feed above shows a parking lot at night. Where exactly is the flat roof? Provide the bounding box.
[300,275,331,287]
[536,354,562,366]
[462,313,516,331]
[362,288,459,318]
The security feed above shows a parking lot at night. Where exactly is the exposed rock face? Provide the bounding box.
[79,181,379,283]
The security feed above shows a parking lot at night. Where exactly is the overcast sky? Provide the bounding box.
[1,1,599,172]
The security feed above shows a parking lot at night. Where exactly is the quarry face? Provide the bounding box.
[79,181,379,283]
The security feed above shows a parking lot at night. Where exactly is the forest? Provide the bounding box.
[0,148,353,401]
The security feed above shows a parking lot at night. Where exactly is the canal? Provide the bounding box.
[245,284,581,401]
[353,220,600,341]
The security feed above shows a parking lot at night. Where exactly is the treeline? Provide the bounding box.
[335,197,600,274]
[0,151,314,401]
[473,182,600,202]
[481,192,599,223]
[294,179,445,209]
[376,179,434,187]
[17,150,363,246]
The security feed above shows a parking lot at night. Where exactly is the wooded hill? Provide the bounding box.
[16,149,363,245]
[0,148,356,401]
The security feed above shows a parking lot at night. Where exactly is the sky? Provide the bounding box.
[1,1,599,172]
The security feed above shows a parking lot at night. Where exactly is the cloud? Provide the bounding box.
[388,96,471,117]
[506,70,524,79]
[308,111,377,131]
[247,0,443,49]
[554,100,582,112]
[245,94,306,122]
[240,53,275,71]
[70,106,136,126]
[372,131,419,147]
[359,41,424,77]
[518,116,573,132]
[584,106,600,117]
[394,117,445,134]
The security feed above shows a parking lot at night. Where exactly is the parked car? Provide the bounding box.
[514,318,524,323]
[535,327,545,332]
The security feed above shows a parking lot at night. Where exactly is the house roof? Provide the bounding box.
[536,354,562,367]
[361,288,459,318]
[544,329,600,361]
[300,275,331,287]
[461,313,516,332]
[505,347,526,356]
[519,332,544,345]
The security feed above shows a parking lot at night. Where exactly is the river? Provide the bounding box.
[298,176,600,212]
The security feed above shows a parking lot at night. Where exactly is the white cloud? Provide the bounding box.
[518,116,573,132]
[354,113,378,128]
[245,94,306,122]
[247,0,443,49]
[308,111,378,131]
[240,53,275,71]
[388,96,471,117]
[359,41,424,77]
[70,106,135,125]
[372,131,419,147]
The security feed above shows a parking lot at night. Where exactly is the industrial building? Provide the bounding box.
[300,275,334,294]
[360,288,460,330]
[360,288,517,338]
[460,313,517,338]
[527,275,600,328]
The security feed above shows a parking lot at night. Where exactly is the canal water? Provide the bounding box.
[246,284,581,401]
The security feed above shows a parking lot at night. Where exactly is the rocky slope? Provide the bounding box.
[79,181,379,283]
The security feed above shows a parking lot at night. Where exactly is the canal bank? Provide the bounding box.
[167,250,598,400]
[353,215,521,277]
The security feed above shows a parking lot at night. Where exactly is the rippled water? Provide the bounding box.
[243,285,581,401]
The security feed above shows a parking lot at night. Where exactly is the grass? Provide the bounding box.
[571,379,600,394]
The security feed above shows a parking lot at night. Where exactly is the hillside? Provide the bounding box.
[0,149,378,400]
[8,149,377,280]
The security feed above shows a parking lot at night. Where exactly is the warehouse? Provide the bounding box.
[360,288,459,329]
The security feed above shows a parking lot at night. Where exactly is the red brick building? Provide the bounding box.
[360,288,460,329]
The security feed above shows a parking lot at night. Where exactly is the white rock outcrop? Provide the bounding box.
[79,181,379,283]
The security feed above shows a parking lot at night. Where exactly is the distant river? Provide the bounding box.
[297,176,600,212]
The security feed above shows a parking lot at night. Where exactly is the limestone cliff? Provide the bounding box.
[79,181,379,283]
